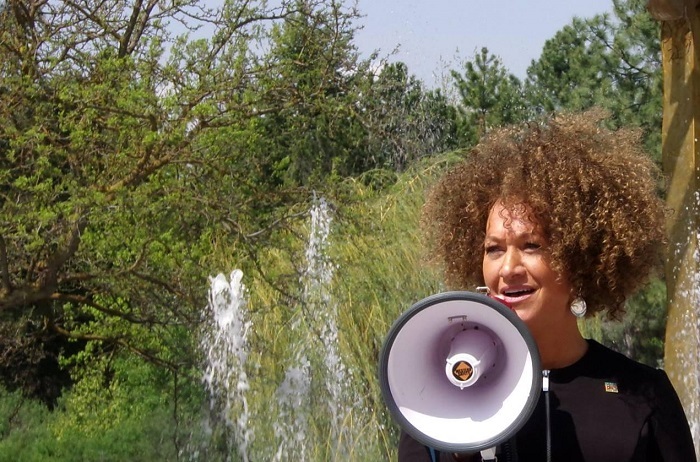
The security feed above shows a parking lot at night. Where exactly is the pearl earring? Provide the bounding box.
[570,297,587,318]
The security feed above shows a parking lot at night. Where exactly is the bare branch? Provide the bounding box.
[119,0,145,57]
[119,0,160,57]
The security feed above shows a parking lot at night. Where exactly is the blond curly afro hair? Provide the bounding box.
[422,109,666,318]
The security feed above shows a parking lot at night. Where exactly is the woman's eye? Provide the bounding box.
[524,242,542,251]
[484,245,502,254]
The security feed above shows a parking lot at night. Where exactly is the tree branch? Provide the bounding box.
[49,292,171,327]
[42,214,88,288]
[0,235,12,294]
[49,322,180,372]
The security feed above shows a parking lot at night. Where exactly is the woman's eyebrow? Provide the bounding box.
[484,230,539,241]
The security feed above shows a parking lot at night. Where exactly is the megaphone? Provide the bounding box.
[378,291,541,455]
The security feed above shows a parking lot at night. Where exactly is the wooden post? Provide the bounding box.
[648,0,700,456]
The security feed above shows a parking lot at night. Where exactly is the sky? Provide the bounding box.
[353,0,613,87]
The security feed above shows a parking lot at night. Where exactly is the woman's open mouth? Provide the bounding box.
[500,288,535,304]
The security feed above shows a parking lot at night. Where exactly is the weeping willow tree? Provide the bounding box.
[200,157,455,461]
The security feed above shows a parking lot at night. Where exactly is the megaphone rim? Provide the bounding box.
[378,290,542,453]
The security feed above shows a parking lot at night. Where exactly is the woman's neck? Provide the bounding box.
[536,325,589,370]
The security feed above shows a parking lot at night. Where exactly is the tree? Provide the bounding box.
[359,61,460,172]
[525,0,662,157]
[525,16,617,115]
[0,0,359,404]
[235,0,371,186]
[451,47,527,144]
[241,5,460,184]
[599,278,667,367]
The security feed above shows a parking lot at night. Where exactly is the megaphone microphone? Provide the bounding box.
[379,291,542,456]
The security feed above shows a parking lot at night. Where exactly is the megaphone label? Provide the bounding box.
[452,361,474,381]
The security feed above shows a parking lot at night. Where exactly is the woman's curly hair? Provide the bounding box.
[422,109,667,318]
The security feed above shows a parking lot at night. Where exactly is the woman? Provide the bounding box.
[398,110,696,461]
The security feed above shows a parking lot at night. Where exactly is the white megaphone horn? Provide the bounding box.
[378,291,542,455]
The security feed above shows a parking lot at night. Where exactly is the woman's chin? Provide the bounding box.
[512,306,540,331]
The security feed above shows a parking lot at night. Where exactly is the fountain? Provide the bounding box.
[200,270,252,462]
[200,197,354,461]
[273,357,311,461]
[273,197,353,459]
[665,191,700,457]
[300,197,348,433]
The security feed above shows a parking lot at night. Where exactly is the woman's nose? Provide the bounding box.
[499,248,525,279]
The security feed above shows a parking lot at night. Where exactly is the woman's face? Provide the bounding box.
[482,202,573,335]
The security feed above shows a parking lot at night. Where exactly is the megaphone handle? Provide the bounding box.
[446,452,483,461]
[479,447,497,461]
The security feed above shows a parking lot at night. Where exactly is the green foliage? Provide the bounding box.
[0,360,205,462]
[581,278,667,367]
[0,388,52,462]
[451,47,527,143]
[525,0,662,158]
[181,157,457,461]
[598,278,667,367]
[360,62,462,170]
[3,0,413,405]
[525,16,617,114]
[239,0,367,187]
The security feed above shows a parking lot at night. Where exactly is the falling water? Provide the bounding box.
[198,198,353,461]
[273,197,351,459]
[301,197,347,429]
[679,239,700,449]
[274,357,311,461]
[685,217,700,445]
[201,270,252,462]
[665,191,700,457]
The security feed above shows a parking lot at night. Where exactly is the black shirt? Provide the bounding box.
[398,340,696,462]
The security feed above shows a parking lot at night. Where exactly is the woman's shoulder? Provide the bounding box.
[584,339,670,394]
[585,339,654,369]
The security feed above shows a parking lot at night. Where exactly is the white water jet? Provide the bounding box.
[274,357,311,461]
[666,191,700,457]
[302,198,347,424]
[197,198,356,460]
[201,269,252,462]
[678,250,700,449]
[681,218,700,449]
[274,197,353,459]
